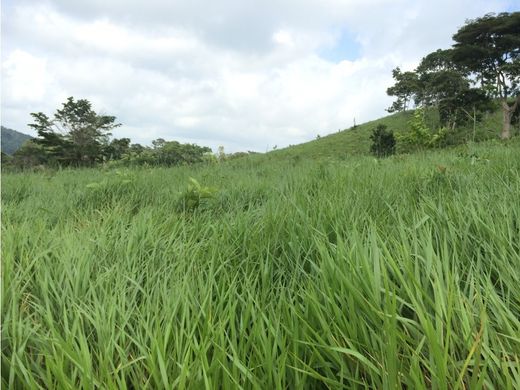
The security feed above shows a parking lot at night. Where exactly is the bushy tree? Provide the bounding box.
[386,67,420,112]
[11,140,49,169]
[452,12,520,139]
[370,125,396,157]
[103,138,131,161]
[29,97,121,166]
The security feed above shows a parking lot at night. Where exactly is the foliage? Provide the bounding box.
[85,169,136,191]
[176,177,218,212]
[2,139,520,388]
[369,124,396,157]
[28,97,121,166]
[396,108,449,150]
[451,12,520,138]
[10,140,49,169]
[452,12,520,99]
[103,137,131,161]
[120,139,212,167]
[386,67,420,112]
[386,13,520,137]
[1,151,13,167]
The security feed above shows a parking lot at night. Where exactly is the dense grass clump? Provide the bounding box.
[2,139,520,389]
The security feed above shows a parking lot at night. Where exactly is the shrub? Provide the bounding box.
[397,108,449,151]
[370,125,396,157]
[176,178,218,212]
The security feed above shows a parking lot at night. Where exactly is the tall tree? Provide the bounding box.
[415,49,465,108]
[452,12,520,139]
[386,67,420,112]
[29,97,121,165]
[104,138,131,160]
[416,49,491,128]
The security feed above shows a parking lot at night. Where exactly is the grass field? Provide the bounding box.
[2,139,520,388]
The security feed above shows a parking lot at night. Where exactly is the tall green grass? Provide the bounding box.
[2,139,520,388]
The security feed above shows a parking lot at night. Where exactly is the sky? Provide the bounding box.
[1,0,516,152]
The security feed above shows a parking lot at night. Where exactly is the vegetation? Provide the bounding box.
[369,124,396,157]
[117,139,212,167]
[452,12,520,139]
[2,139,520,388]
[387,12,519,139]
[395,108,449,151]
[2,9,520,390]
[28,97,121,166]
[2,98,215,171]
[266,106,508,162]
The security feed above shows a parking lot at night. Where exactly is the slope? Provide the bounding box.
[266,108,504,161]
[1,126,33,155]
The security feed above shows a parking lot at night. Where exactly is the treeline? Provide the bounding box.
[386,12,519,140]
[1,97,254,170]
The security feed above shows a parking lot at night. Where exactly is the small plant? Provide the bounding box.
[370,125,396,157]
[86,169,135,190]
[397,108,449,150]
[176,177,218,212]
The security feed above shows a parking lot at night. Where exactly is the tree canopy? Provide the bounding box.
[387,12,519,139]
[452,12,520,138]
[28,97,121,166]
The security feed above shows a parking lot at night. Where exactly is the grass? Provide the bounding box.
[268,107,506,161]
[2,138,520,388]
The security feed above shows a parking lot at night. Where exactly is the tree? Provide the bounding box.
[415,49,468,109]
[11,140,49,169]
[104,138,131,160]
[370,125,396,157]
[452,12,520,139]
[29,97,121,166]
[388,47,493,131]
[1,151,13,168]
[416,52,492,129]
[152,138,166,149]
[386,67,420,112]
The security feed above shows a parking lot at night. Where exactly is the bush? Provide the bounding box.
[397,108,449,151]
[370,125,396,157]
[176,178,218,212]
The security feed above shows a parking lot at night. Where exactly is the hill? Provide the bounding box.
[267,108,504,161]
[1,126,33,155]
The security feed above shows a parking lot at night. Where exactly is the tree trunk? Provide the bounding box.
[501,97,519,140]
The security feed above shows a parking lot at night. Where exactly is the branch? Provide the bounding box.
[497,70,508,99]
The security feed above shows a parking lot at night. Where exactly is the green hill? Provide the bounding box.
[267,108,504,161]
[1,126,33,155]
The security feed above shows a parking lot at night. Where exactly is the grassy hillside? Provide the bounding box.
[268,108,504,161]
[1,126,32,155]
[2,138,520,388]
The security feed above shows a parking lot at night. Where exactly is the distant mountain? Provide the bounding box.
[1,126,33,155]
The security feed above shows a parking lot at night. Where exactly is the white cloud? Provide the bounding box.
[273,30,294,46]
[2,50,51,102]
[1,0,514,152]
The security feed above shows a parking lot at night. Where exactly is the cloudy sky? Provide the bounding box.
[1,0,515,152]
